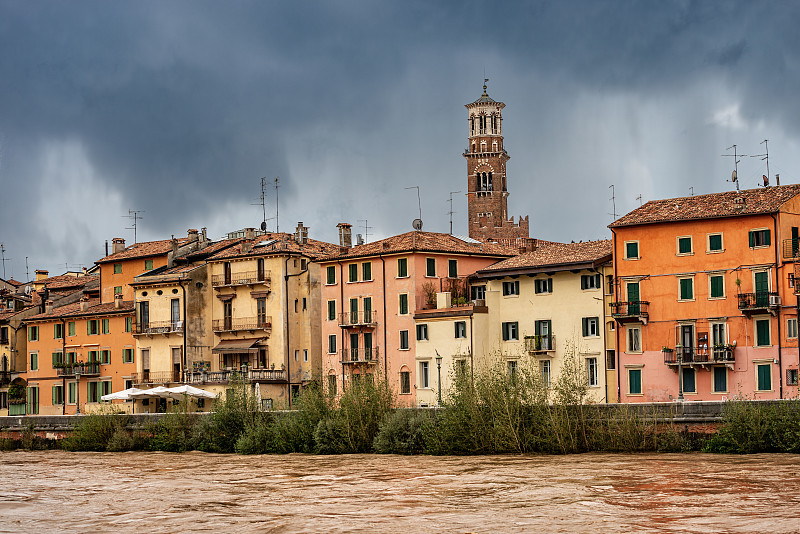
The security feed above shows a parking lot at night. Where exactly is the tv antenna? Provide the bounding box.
[722,144,746,191]
[274,177,280,233]
[448,191,461,235]
[750,139,772,187]
[608,185,617,220]
[689,187,694,196]
[405,186,422,221]
[636,194,643,206]
[25,257,29,281]
[0,243,8,279]
[251,177,268,230]
[358,219,373,243]
[124,210,145,243]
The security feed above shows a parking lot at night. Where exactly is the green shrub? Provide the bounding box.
[266,381,330,453]
[373,409,430,454]
[62,413,128,451]
[148,409,198,452]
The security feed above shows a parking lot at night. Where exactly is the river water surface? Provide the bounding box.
[1,451,799,533]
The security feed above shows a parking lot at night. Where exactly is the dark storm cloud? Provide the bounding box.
[1,0,799,277]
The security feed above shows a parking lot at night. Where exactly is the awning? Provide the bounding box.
[211,338,264,353]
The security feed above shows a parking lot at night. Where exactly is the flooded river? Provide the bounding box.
[1,451,799,533]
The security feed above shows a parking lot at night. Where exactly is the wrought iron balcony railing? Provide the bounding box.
[211,270,271,287]
[182,368,287,384]
[737,292,779,312]
[134,321,184,335]
[340,347,380,364]
[524,335,556,353]
[338,310,377,327]
[610,301,649,322]
[663,346,735,365]
[213,316,272,332]
[57,362,101,377]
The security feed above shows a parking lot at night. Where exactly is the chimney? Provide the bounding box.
[171,236,178,256]
[79,296,89,312]
[776,174,781,186]
[35,269,49,281]
[105,240,109,257]
[295,222,308,245]
[242,240,252,254]
[244,227,256,241]
[201,227,208,242]
[112,237,125,254]
[187,228,199,242]
[337,223,352,248]
[114,293,123,309]
[45,300,53,314]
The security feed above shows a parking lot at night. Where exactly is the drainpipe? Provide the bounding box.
[337,259,345,390]
[597,265,608,404]
[285,255,310,407]
[179,278,187,383]
[469,313,474,383]
[611,228,621,403]
[62,318,66,415]
[772,213,783,398]
[379,255,388,382]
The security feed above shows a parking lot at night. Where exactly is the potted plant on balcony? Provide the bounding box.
[661,346,674,353]
[422,281,436,309]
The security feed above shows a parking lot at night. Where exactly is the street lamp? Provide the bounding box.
[75,365,81,415]
[677,350,684,401]
[435,351,443,406]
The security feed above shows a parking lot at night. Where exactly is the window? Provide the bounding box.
[326,266,336,285]
[69,321,77,336]
[400,371,411,394]
[68,382,77,404]
[708,233,723,252]
[328,375,337,397]
[757,363,772,391]
[327,300,336,321]
[145,259,154,270]
[502,280,520,296]
[471,285,486,301]
[363,297,373,323]
[587,358,598,387]
[625,241,639,260]
[399,294,409,315]
[399,330,409,350]
[787,369,799,386]
[627,326,641,353]
[713,367,728,393]
[101,380,112,401]
[124,317,132,333]
[397,258,408,278]
[628,368,642,395]
[114,286,122,295]
[348,263,358,282]
[301,259,307,270]
[581,274,601,290]
[682,368,696,394]
[328,334,337,354]
[448,259,458,278]
[294,350,299,362]
[416,324,428,341]
[257,298,268,326]
[54,323,63,339]
[749,229,771,248]
[755,318,771,347]
[52,385,64,405]
[540,360,551,387]
[679,277,694,301]
[87,382,99,403]
[788,318,798,339]
[51,352,63,367]
[677,236,693,255]
[362,262,372,281]
[123,348,134,364]
[502,321,519,341]
[29,352,38,371]
[709,274,725,299]
[100,350,110,365]
[88,350,99,363]
[419,361,429,388]
[508,360,518,378]
[28,326,38,341]
[582,317,599,337]
[711,322,726,347]
[455,321,467,339]
[87,320,100,335]
[113,263,122,274]
[426,258,436,277]
[303,349,308,362]
[102,318,110,334]
[534,278,553,294]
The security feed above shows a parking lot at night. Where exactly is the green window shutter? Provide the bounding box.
[679,237,692,254]
[581,276,587,290]
[680,279,693,300]
[765,229,771,246]
[756,319,770,346]
[709,234,722,251]
[629,369,642,395]
[711,276,723,298]
[502,323,509,341]
[87,321,91,335]
[749,231,755,248]
[582,318,588,337]
[758,364,771,390]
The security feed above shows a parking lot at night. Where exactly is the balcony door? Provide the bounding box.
[350,333,359,361]
[680,325,694,362]
[171,298,180,327]
[223,301,232,330]
[627,282,640,315]
[754,271,769,307]
[534,320,551,350]
[139,301,149,329]
[364,332,373,360]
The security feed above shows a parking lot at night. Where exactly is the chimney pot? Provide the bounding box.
[337,223,352,248]
[187,229,199,242]
[114,293,123,309]
[45,300,53,313]
[244,228,255,241]
[35,269,49,281]
[112,237,126,254]
[79,296,89,312]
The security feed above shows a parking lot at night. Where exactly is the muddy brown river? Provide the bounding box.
[0,451,799,533]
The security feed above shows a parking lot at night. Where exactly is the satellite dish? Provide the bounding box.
[412,219,423,231]
[731,170,737,182]
[24,285,32,295]
[260,221,267,231]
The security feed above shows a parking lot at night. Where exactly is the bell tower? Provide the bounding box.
[464,81,529,241]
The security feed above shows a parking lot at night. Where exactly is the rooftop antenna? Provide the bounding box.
[251,177,268,230]
[690,187,694,196]
[358,219,373,243]
[750,139,771,187]
[0,243,7,279]
[124,210,145,243]
[609,185,617,220]
[274,177,280,233]
[636,194,643,206]
[25,257,29,281]
[448,190,461,235]
[405,186,422,221]
[722,144,745,191]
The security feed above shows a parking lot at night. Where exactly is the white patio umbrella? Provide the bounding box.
[101,387,145,401]
[165,385,218,399]
[129,386,175,399]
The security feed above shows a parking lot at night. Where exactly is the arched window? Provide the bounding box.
[488,172,493,191]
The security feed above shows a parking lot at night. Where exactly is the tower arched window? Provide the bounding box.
[488,172,493,191]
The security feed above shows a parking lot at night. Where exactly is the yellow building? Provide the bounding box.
[203,225,338,408]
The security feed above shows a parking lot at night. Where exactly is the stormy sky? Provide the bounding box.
[2,0,800,279]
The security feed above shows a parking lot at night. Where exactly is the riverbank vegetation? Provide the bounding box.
[6,354,800,454]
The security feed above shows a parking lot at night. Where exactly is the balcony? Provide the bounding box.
[524,335,556,354]
[57,362,101,377]
[133,370,181,384]
[610,301,649,324]
[134,320,183,336]
[338,310,377,328]
[663,346,735,367]
[340,347,380,364]
[182,368,287,384]
[212,270,271,288]
[737,292,780,316]
[213,316,272,333]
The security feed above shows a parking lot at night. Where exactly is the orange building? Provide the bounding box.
[610,185,800,402]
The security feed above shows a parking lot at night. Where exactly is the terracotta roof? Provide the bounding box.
[96,238,188,263]
[321,231,516,261]
[181,238,240,260]
[609,184,800,228]
[26,299,134,321]
[477,240,612,274]
[36,273,98,290]
[209,233,340,261]
[2,278,24,287]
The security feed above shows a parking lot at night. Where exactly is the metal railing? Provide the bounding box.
[134,321,183,335]
[663,346,735,365]
[133,371,179,384]
[182,368,287,384]
[340,347,380,364]
[212,316,272,332]
[524,335,556,352]
[610,301,649,320]
[737,292,779,310]
[57,362,101,377]
[211,270,271,287]
[338,310,377,327]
